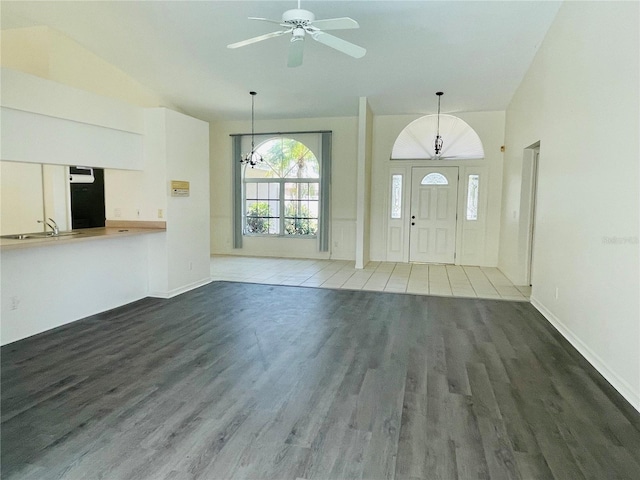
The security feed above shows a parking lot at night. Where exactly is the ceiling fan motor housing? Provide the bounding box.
[282,9,315,26]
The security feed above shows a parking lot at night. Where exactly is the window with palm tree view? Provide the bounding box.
[243,137,320,236]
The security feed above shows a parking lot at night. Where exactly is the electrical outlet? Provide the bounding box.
[114,208,121,218]
[10,296,20,310]
[189,261,193,271]
[137,209,140,218]
[555,287,559,300]
[158,209,164,219]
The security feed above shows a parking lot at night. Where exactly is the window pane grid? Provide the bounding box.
[284,181,319,235]
[244,181,280,234]
[242,138,320,237]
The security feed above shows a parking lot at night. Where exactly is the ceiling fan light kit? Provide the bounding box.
[227,0,366,67]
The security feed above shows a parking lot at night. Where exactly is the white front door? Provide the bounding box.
[409,167,458,264]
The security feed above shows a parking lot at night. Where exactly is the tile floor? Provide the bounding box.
[210,256,531,301]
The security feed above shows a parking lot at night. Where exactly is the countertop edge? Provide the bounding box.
[0,226,166,251]
[105,220,167,229]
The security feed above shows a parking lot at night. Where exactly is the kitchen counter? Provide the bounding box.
[0,221,166,251]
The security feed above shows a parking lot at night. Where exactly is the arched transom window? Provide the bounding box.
[421,173,449,185]
[391,114,484,160]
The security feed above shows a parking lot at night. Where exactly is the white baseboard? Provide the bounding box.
[149,277,212,299]
[530,295,640,413]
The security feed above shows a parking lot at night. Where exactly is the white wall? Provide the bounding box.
[0,161,44,234]
[1,68,144,135]
[1,26,176,110]
[105,111,167,223]
[500,1,639,410]
[1,68,144,170]
[164,108,211,294]
[1,236,150,345]
[107,108,211,298]
[210,116,359,260]
[370,111,505,265]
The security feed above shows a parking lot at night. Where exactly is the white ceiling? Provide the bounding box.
[1,1,562,122]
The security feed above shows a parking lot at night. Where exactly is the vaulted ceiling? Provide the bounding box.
[1,1,562,122]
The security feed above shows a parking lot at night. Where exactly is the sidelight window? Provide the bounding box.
[466,174,479,220]
[390,174,403,219]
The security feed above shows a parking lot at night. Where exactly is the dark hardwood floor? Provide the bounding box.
[2,281,639,479]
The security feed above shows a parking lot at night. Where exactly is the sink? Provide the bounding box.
[17,232,54,238]
[33,231,82,238]
[1,231,82,240]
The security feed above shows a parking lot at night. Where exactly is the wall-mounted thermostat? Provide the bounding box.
[171,180,190,197]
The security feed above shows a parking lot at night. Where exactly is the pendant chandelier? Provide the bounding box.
[240,91,263,167]
[434,91,444,156]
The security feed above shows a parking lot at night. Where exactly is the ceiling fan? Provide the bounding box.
[227,0,366,67]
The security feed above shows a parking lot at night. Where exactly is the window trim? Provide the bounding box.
[232,131,332,250]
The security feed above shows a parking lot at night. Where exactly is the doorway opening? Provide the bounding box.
[523,143,540,286]
[70,167,106,229]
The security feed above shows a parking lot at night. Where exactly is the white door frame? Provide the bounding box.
[523,145,540,286]
[385,161,488,265]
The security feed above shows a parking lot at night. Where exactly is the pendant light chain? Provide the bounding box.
[434,91,444,156]
[250,92,256,151]
[240,91,263,167]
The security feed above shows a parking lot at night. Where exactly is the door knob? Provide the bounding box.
[411,215,416,219]
[411,222,415,226]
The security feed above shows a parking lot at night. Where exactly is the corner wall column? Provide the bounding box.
[355,97,373,269]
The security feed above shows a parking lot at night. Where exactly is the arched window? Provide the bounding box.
[243,137,320,236]
[421,173,449,185]
[391,114,484,160]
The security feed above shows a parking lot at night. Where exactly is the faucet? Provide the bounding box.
[38,218,60,235]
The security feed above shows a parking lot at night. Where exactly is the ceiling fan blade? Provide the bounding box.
[310,31,366,58]
[248,17,286,26]
[287,38,304,67]
[309,17,360,31]
[227,30,288,49]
